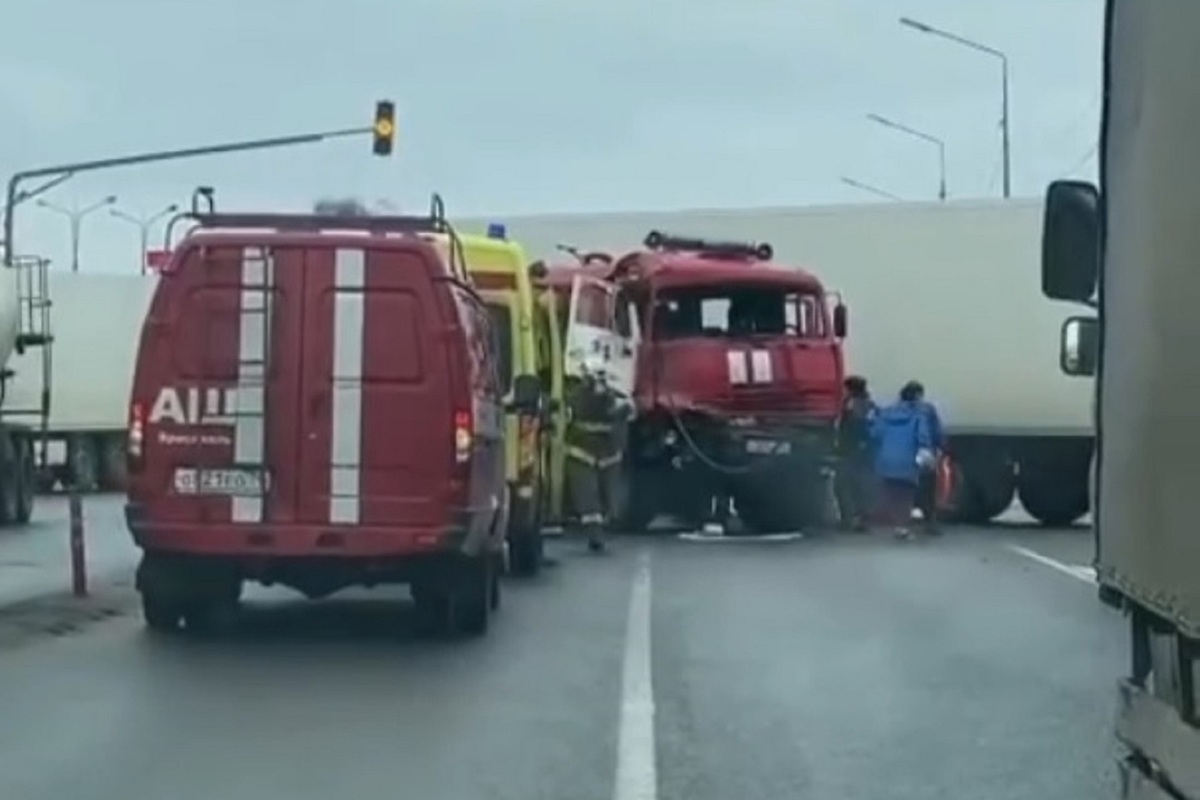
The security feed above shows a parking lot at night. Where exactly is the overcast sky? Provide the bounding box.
[3,0,1102,274]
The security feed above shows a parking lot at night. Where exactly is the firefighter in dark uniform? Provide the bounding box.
[565,359,627,552]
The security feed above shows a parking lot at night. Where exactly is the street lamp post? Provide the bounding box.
[900,16,1011,198]
[841,177,903,202]
[867,113,947,201]
[110,204,179,274]
[35,195,117,273]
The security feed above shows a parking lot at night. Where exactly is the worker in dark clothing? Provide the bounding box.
[565,362,626,552]
[834,375,878,531]
[905,380,946,535]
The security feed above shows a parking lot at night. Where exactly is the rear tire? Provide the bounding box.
[142,592,184,634]
[0,433,22,526]
[454,556,493,636]
[15,438,34,524]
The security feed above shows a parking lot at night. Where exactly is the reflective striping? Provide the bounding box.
[726,350,748,384]
[750,349,772,383]
[232,247,273,523]
[329,248,365,524]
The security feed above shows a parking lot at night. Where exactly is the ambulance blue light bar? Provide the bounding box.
[487,222,507,240]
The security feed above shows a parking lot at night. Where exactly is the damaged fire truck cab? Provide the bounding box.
[578,231,847,533]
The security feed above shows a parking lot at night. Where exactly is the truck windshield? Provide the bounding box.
[485,302,514,393]
[651,285,825,340]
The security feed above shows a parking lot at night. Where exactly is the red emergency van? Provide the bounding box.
[125,203,536,637]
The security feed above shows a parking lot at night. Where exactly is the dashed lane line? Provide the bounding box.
[1006,544,1097,584]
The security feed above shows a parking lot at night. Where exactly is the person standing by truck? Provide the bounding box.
[906,381,945,534]
[564,359,626,552]
[871,383,934,539]
[834,375,877,531]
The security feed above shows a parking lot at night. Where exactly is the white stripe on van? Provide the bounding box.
[232,247,273,523]
[750,349,772,383]
[727,350,748,384]
[329,248,365,525]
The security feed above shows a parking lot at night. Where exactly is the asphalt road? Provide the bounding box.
[0,495,137,606]
[0,522,1120,800]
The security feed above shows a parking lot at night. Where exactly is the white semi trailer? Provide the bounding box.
[1043,1,1200,797]
[6,272,154,492]
[460,198,1094,526]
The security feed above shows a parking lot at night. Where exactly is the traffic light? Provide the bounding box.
[373,100,395,156]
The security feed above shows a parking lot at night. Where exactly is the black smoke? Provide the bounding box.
[312,197,372,217]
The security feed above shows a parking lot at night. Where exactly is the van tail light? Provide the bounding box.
[453,410,473,464]
[128,402,145,472]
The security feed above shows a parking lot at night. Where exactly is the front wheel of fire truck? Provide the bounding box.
[610,463,656,533]
[734,466,823,535]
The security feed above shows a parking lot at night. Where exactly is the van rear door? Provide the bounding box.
[135,240,452,531]
[293,244,452,529]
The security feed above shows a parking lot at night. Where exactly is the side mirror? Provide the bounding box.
[1060,316,1099,377]
[1042,180,1100,303]
[508,374,541,414]
[832,303,848,338]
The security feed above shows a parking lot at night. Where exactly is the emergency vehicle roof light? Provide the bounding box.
[487,222,507,240]
[643,230,773,262]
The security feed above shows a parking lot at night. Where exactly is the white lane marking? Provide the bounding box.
[232,247,273,523]
[1006,544,1096,584]
[678,532,803,543]
[329,248,365,524]
[614,550,656,800]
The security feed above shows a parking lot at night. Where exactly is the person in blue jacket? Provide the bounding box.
[906,381,946,534]
[871,382,934,539]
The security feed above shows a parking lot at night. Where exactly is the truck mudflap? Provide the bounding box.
[124,503,479,558]
[1116,680,1200,799]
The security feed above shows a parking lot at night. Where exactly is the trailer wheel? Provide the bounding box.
[15,437,33,524]
[99,435,127,492]
[0,433,21,526]
[1017,476,1089,527]
[68,435,100,493]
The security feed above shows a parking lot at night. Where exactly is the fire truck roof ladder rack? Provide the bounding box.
[643,230,773,262]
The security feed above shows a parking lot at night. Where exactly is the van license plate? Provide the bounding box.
[174,468,266,496]
[745,439,791,456]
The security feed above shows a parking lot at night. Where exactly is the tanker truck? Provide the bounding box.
[0,249,53,522]
[1041,1,1200,797]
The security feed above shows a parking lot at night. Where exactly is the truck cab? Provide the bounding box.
[566,231,848,533]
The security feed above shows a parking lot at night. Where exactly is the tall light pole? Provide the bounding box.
[111,203,179,274]
[841,177,903,201]
[900,16,1011,198]
[867,113,947,201]
[35,194,117,273]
